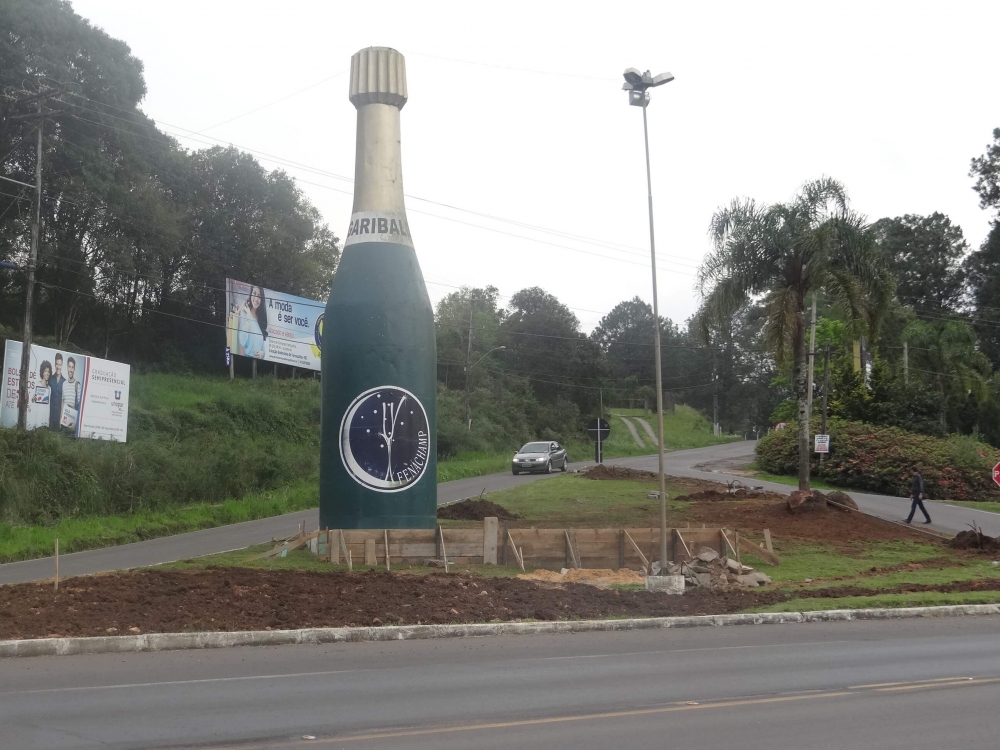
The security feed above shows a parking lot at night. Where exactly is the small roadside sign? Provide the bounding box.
[774,421,787,430]
[815,434,830,454]
[993,462,1000,488]
[586,418,611,441]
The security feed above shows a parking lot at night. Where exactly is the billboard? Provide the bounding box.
[225,279,323,372]
[1,340,131,441]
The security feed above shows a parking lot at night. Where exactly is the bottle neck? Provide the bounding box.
[346,103,412,248]
[352,103,405,213]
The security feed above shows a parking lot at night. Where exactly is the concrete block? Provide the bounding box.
[645,575,685,594]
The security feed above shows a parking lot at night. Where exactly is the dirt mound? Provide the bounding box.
[438,499,519,521]
[682,496,932,546]
[584,465,658,482]
[518,568,646,586]
[0,568,786,640]
[674,489,786,503]
[949,529,1000,552]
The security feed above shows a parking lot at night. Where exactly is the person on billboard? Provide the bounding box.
[34,360,52,403]
[49,353,65,429]
[238,285,268,359]
[60,356,83,432]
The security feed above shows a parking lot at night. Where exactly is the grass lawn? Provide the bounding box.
[440,474,691,529]
[0,481,319,564]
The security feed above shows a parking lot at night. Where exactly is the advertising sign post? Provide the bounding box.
[226,279,323,372]
[1,340,131,441]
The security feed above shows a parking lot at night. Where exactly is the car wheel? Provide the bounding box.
[560,457,568,472]
[512,469,519,475]
[546,461,554,474]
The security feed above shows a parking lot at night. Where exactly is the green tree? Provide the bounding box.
[902,319,992,431]
[970,127,1000,212]
[698,178,893,489]
[872,213,968,313]
[963,222,1000,366]
[500,287,603,415]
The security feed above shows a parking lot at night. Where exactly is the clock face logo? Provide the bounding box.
[339,385,430,492]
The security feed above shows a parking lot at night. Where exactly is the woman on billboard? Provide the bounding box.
[238,285,268,359]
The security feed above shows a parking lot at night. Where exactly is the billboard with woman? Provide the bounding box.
[225,279,322,371]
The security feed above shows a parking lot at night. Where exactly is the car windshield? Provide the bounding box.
[520,442,550,453]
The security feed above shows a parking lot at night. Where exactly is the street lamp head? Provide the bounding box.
[623,67,674,106]
[497,346,506,350]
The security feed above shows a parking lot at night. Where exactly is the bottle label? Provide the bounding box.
[344,210,414,248]
[339,385,430,492]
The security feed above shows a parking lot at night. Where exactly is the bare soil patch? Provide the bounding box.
[518,568,646,586]
[584,465,659,482]
[4,566,998,641]
[682,497,932,546]
[438,499,519,521]
[0,568,784,640]
[674,489,787,503]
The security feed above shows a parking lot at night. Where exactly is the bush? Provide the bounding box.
[756,419,1000,501]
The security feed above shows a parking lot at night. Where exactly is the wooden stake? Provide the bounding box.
[327,529,335,563]
[437,525,450,572]
[764,529,773,553]
[340,529,350,570]
[623,529,650,571]
[54,538,59,592]
[735,531,741,567]
[384,529,391,572]
[721,529,739,559]
[565,530,580,569]
[674,529,692,560]
[507,530,525,572]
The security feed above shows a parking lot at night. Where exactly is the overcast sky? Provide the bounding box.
[72,0,1000,333]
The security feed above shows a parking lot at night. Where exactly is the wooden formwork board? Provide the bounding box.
[315,525,745,570]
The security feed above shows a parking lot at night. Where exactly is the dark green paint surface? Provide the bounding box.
[319,240,437,528]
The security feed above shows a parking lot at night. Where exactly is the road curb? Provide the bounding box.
[3,603,999,659]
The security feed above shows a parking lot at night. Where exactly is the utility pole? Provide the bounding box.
[464,300,475,431]
[712,349,719,437]
[820,339,831,463]
[4,82,72,429]
[597,387,603,465]
[903,341,909,385]
[806,293,817,420]
[16,98,44,430]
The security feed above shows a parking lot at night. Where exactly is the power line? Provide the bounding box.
[194,69,350,133]
[58,92,704,273]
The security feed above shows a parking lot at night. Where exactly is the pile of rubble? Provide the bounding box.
[649,548,772,590]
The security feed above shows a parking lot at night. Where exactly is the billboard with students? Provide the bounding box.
[225,278,323,372]
[1,340,131,441]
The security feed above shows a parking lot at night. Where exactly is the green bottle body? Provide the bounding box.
[319,238,437,529]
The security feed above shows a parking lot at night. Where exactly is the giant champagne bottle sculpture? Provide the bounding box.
[320,47,437,529]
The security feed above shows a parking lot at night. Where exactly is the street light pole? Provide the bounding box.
[623,67,674,574]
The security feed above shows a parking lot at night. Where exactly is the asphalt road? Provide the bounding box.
[3,617,1000,748]
[3,440,999,585]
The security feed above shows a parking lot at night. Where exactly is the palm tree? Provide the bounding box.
[698,178,893,490]
[903,319,991,430]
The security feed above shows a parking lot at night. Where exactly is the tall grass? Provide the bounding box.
[0,374,321,526]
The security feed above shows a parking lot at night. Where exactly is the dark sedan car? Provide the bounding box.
[511,441,568,475]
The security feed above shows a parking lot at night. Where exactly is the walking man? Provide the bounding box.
[904,465,932,524]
